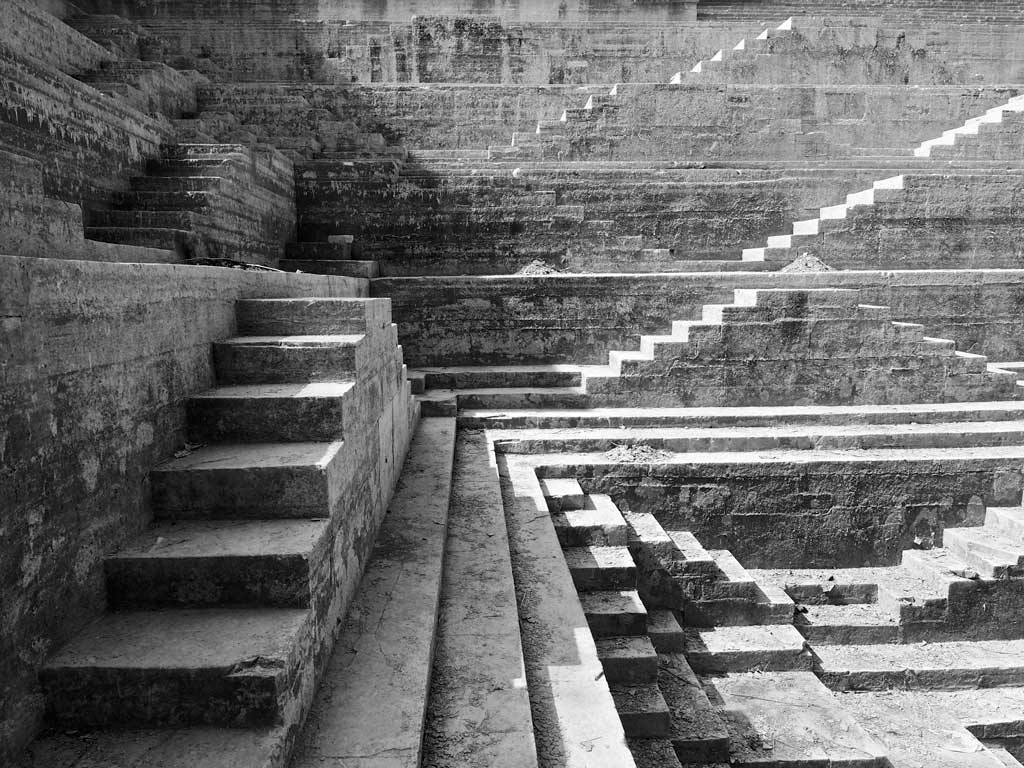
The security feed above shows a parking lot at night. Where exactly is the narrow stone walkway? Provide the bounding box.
[290,417,455,768]
[421,428,537,767]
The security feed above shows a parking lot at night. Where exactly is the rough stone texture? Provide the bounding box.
[0,255,361,763]
[582,288,1019,407]
[559,448,1024,567]
[376,270,1024,367]
[498,454,636,767]
[421,428,538,768]
[291,417,455,768]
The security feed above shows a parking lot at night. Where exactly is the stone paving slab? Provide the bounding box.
[707,671,888,767]
[817,639,1024,692]
[290,417,456,768]
[421,428,537,768]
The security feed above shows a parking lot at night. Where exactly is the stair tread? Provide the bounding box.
[706,671,888,764]
[154,441,344,473]
[840,690,1012,768]
[190,382,355,400]
[217,334,364,347]
[25,725,284,768]
[109,519,331,561]
[43,608,308,670]
[798,602,899,626]
[817,638,1024,677]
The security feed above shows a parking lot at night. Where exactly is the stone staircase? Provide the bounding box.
[32,297,416,767]
[739,93,1024,268]
[417,287,1021,411]
[86,143,296,264]
[756,501,1024,645]
[539,476,903,767]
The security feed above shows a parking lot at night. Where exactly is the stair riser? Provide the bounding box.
[599,656,658,685]
[617,710,670,739]
[584,611,647,638]
[425,371,583,389]
[820,666,1024,692]
[151,463,342,520]
[213,344,359,385]
[569,565,636,592]
[554,520,628,548]
[686,599,793,627]
[105,552,328,609]
[797,625,899,646]
[40,659,299,729]
[944,533,1024,578]
[457,391,591,410]
[236,299,390,336]
[686,650,812,674]
[187,396,349,443]
[279,259,380,279]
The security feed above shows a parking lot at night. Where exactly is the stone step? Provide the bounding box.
[580,590,648,638]
[151,441,345,520]
[750,566,881,605]
[564,545,637,591]
[187,382,355,443]
[540,477,585,511]
[130,175,222,194]
[626,739,684,768]
[493,420,1024,455]
[285,242,353,261]
[646,610,686,653]
[40,608,310,728]
[608,683,671,738]
[657,652,731,763]
[985,506,1024,541]
[795,602,900,645]
[460,401,1024,431]
[451,386,590,410]
[596,636,659,684]
[279,259,380,279]
[705,549,763,601]
[90,208,208,231]
[290,417,458,768]
[552,493,629,548]
[706,671,888,766]
[943,524,1024,578]
[212,335,366,385]
[104,519,332,609]
[236,298,390,336]
[418,364,586,390]
[816,639,1024,691]
[84,226,192,254]
[684,625,811,673]
[840,691,1013,768]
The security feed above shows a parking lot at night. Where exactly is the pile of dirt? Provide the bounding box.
[604,444,674,462]
[780,254,835,273]
[515,259,566,276]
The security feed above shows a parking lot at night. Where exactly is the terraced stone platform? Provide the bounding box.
[10,1,1024,767]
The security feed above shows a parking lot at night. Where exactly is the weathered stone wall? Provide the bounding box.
[297,165,886,273]
[197,81,1020,158]
[375,270,1024,366]
[567,456,1023,567]
[0,256,365,763]
[0,17,174,211]
[76,0,699,23]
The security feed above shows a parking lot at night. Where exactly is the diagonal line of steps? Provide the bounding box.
[34,296,417,767]
[671,17,794,81]
[741,94,1024,267]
